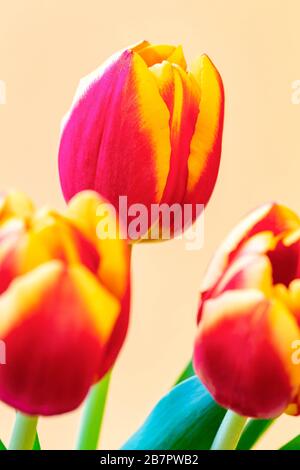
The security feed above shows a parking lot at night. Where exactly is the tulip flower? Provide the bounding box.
[58,41,224,240]
[193,203,300,419]
[0,190,130,416]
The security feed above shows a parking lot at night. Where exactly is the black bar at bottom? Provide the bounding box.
[0,449,296,466]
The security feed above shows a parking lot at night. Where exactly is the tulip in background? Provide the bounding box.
[0,190,130,448]
[194,203,300,421]
[58,41,224,240]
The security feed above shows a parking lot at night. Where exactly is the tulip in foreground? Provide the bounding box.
[58,41,224,240]
[0,190,130,415]
[194,203,300,418]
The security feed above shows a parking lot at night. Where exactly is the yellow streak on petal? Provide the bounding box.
[0,261,65,338]
[283,227,300,246]
[69,263,120,341]
[167,45,187,70]
[240,231,277,256]
[274,281,300,331]
[0,260,119,343]
[285,403,298,415]
[130,52,171,201]
[150,61,200,167]
[201,290,300,401]
[268,298,300,394]
[66,191,129,299]
[14,211,86,275]
[0,190,34,224]
[187,54,224,193]
[129,40,151,53]
[290,280,300,308]
[273,284,292,309]
[201,289,265,329]
[215,253,273,297]
[150,61,184,138]
[137,44,176,67]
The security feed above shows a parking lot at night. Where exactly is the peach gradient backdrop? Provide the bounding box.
[0,0,300,450]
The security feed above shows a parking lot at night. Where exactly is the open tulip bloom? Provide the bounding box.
[1,41,299,453]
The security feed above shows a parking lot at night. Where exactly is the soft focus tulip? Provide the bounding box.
[58,41,224,240]
[0,190,130,415]
[193,203,300,418]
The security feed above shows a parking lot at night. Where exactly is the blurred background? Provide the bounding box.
[0,0,299,450]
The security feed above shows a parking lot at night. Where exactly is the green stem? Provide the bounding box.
[211,410,247,450]
[9,412,38,450]
[76,371,111,450]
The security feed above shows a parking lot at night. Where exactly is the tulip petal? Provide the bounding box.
[289,280,300,323]
[194,290,300,418]
[65,191,131,377]
[0,190,34,223]
[137,44,176,67]
[150,62,200,206]
[66,191,130,299]
[167,45,187,70]
[129,40,150,53]
[198,252,274,323]
[184,55,224,206]
[59,51,171,220]
[0,210,101,294]
[211,254,273,298]
[0,260,120,415]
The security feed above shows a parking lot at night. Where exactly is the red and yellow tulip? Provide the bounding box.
[193,203,300,418]
[0,190,130,416]
[58,41,224,240]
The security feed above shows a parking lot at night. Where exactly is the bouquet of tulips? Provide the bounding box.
[1,41,299,451]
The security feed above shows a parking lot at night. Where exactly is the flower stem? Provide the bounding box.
[9,412,38,450]
[76,371,111,450]
[211,410,247,450]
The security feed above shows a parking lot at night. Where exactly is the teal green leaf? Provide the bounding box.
[174,362,273,450]
[0,440,6,450]
[236,419,274,450]
[174,360,194,385]
[280,434,300,450]
[122,376,226,450]
[33,433,41,450]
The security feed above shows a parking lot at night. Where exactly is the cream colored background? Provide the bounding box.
[0,0,299,450]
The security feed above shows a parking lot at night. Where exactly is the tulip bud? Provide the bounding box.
[193,203,300,418]
[58,41,224,241]
[0,190,130,415]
